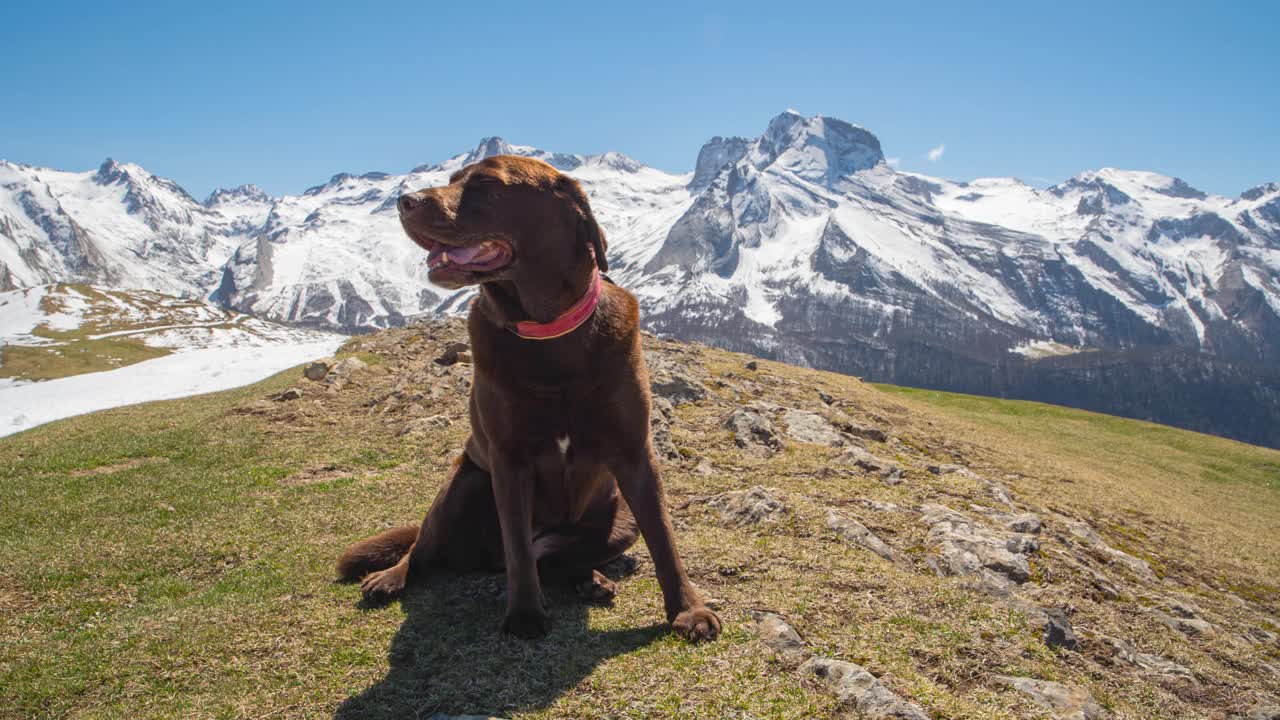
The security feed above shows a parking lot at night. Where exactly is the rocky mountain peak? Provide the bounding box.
[464,136,516,166]
[1156,176,1208,200]
[1242,182,1280,202]
[1049,173,1134,215]
[748,111,885,184]
[204,184,272,207]
[95,157,136,185]
[586,151,645,173]
[691,136,750,190]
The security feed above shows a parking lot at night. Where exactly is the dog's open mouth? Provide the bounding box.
[424,238,513,275]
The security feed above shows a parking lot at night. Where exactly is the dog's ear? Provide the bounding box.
[557,175,609,272]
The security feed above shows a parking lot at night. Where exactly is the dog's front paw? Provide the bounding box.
[672,606,721,643]
[359,566,407,599]
[502,606,551,639]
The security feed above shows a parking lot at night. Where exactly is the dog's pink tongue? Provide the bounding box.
[446,245,485,264]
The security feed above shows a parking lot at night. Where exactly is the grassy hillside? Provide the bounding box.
[1,320,1276,719]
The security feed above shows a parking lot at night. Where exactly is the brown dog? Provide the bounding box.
[335,155,720,642]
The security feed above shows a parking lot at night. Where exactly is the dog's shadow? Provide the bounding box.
[335,559,663,719]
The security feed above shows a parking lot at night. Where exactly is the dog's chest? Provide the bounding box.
[531,435,604,526]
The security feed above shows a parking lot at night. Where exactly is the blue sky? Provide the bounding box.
[2,1,1276,199]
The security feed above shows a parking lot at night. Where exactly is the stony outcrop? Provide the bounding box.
[996,676,1104,720]
[920,504,1038,596]
[748,612,929,719]
[826,510,903,564]
[781,409,847,447]
[706,487,785,527]
[724,409,784,457]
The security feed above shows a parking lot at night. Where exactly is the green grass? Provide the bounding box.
[0,337,172,381]
[2,327,1278,719]
[875,384,1280,492]
[0,284,250,381]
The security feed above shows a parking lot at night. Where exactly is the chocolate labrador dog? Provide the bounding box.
[336,155,720,642]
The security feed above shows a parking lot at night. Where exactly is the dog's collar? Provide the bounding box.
[509,268,602,340]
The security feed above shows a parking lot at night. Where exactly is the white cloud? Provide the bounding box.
[886,157,901,168]
[927,144,945,162]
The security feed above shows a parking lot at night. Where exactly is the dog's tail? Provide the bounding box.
[335,525,420,582]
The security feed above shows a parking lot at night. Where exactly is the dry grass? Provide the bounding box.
[1,322,1276,719]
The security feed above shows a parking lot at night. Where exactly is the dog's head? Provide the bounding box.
[397,155,608,292]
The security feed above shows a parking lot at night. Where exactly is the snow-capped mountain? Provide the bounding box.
[637,112,1280,364]
[208,138,693,330]
[3,111,1278,446]
[0,159,261,295]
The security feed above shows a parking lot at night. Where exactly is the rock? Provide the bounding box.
[834,447,903,483]
[399,415,453,436]
[651,415,681,461]
[1003,512,1043,534]
[1089,571,1122,600]
[746,399,785,414]
[826,510,903,563]
[435,342,470,366]
[706,486,785,527]
[328,356,369,381]
[996,676,1103,720]
[818,390,835,405]
[1154,608,1215,638]
[724,409,784,457]
[652,396,675,421]
[860,499,905,513]
[1245,627,1279,646]
[984,481,1014,506]
[782,409,846,447]
[747,611,812,665]
[303,361,330,381]
[972,506,1043,534]
[648,357,708,405]
[920,504,1037,595]
[1104,637,1195,681]
[832,415,888,443]
[801,658,929,720]
[1043,608,1080,651]
[1232,705,1280,720]
[1061,519,1155,580]
[744,360,759,371]
[273,387,304,401]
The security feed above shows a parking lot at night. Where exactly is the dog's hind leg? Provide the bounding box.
[338,451,501,600]
[537,499,640,604]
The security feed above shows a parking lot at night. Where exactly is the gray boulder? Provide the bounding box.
[826,510,904,564]
[724,409,784,457]
[303,360,330,381]
[707,486,786,527]
[1043,608,1080,651]
[747,611,811,665]
[834,447,903,483]
[996,676,1104,720]
[782,409,847,447]
[802,658,929,719]
[920,504,1038,595]
[1104,636,1195,681]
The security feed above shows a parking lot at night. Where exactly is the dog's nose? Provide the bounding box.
[397,192,424,215]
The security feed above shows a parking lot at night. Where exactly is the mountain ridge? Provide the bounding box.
[2,111,1278,446]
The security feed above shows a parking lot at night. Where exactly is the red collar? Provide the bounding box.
[511,268,602,340]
